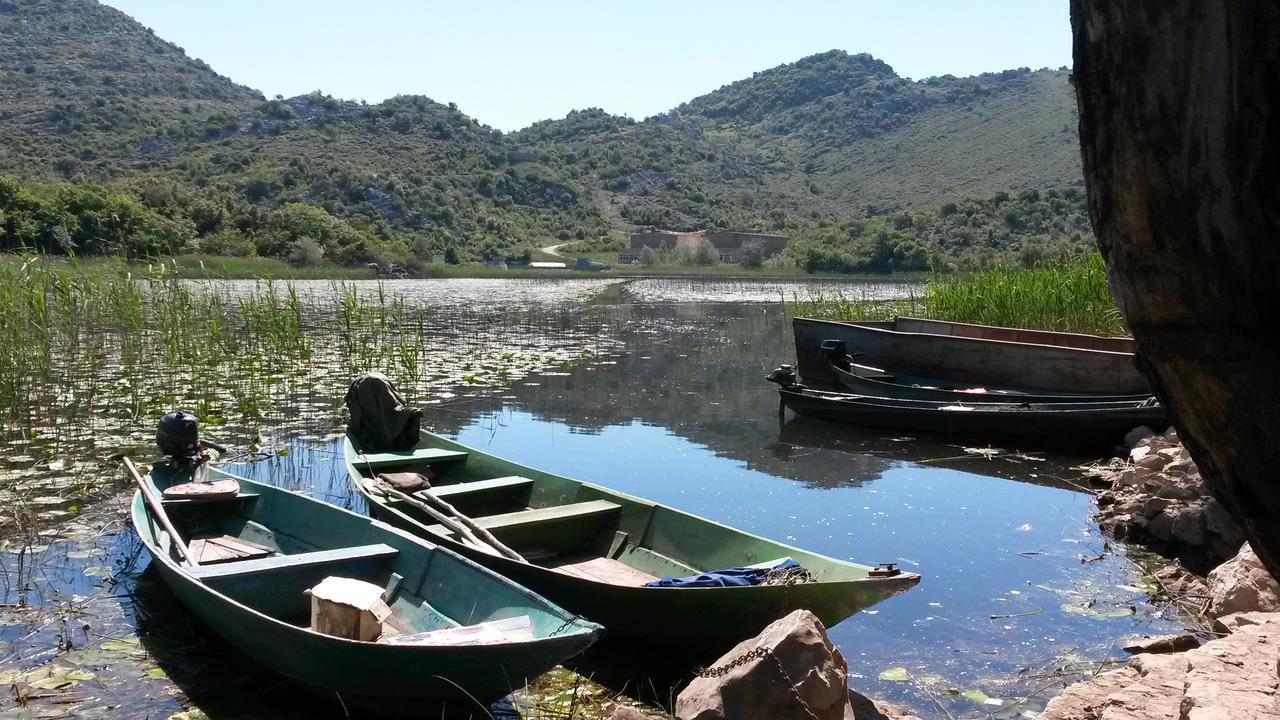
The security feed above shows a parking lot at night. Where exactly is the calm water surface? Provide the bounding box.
[2,277,1180,718]
[228,279,1179,716]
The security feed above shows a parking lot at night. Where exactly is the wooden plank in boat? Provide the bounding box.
[162,478,241,501]
[549,555,659,586]
[354,448,468,470]
[189,534,274,565]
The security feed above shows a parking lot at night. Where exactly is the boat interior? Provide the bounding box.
[347,444,855,587]
[887,317,1136,353]
[139,470,571,638]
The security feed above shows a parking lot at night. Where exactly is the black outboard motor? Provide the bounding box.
[764,364,798,387]
[819,339,856,372]
[156,411,224,477]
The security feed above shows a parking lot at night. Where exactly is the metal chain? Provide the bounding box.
[693,646,821,720]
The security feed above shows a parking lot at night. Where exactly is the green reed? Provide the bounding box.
[793,253,1127,336]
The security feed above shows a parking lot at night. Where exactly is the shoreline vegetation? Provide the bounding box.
[792,252,1127,336]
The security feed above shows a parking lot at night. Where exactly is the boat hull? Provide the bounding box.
[794,317,1149,394]
[134,469,600,715]
[778,386,1166,450]
[831,365,1155,404]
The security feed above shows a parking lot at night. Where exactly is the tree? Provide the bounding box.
[693,241,718,266]
[640,245,659,266]
[740,241,765,268]
[1072,1,1280,577]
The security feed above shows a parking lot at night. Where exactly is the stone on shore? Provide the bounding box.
[675,609,850,720]
[1087,436,1245,569]
[1207,543,1280,618]
[1038,613,1280,720]
[1121,633,1200,654]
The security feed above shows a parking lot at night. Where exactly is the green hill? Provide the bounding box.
[0,1,1087,271]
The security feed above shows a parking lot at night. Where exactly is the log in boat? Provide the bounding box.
[132,461,601,715]
[774,383,1167,450]
[343,431,920,665]
[830,363,1155,404]
[793,316,1149,394]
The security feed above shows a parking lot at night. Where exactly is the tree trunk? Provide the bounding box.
[1071,2,1280,577]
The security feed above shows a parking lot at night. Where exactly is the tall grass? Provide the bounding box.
[793,253,1127,336]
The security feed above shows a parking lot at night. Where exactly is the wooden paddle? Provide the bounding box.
[122,456,198,568]
[366,480,525,563]
[414,488,526,564]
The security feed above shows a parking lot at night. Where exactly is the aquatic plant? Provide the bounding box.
[792,253,1127,336]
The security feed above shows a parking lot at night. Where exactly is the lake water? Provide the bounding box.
[0,277,1182,718]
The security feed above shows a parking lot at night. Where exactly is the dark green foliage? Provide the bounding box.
[0,1,1088,270]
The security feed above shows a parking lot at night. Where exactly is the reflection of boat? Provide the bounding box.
[344,430,919,665]
[793,317,1148,394]
[135,463,601,715]
[775,384,1166,450]
[830,360,1154,404]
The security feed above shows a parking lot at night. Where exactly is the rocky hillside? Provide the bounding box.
[0,1,1087,269]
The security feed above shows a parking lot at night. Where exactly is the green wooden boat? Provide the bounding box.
[133,462,602,715]
[344,431,920,666]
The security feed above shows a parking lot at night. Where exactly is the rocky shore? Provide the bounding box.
[1036,432,1280,720]
[1089,428,1246,572]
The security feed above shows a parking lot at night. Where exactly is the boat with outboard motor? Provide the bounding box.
[127,413,601,715]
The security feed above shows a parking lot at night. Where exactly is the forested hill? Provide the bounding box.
[0,1,1086,271]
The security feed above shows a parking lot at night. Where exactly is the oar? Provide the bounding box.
[366,480,525,563]
[415,488,526,563]
[122,456,198,568]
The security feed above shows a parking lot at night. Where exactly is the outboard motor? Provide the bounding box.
[819,339,856,372]
[156,411,224,478]
[764,364,798,387]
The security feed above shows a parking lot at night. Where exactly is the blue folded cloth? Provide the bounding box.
[645,558,799,588]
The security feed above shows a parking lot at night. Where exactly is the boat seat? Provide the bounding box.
[353,448,468,471]
[420,476,534,503]
[425,500,622,554]
[162,492,260,507]
[188,543,399,580]
[471,500,621,532]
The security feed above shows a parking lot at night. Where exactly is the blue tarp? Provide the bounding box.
[645,558,800,588]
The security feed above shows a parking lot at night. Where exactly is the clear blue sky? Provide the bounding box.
[104,1,1072,132]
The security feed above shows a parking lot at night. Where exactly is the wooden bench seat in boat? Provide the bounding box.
[161,492,261,507]
[188,543,399,580]
[547,555,659,586]
[352,448,469,471]
[419,476,534,504]
[425,500,622,555]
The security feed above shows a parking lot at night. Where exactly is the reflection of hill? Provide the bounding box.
[423,302,1083,491]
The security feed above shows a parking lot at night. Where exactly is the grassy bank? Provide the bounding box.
[793,253,1127,336]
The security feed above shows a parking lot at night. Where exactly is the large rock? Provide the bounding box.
[1038,614,1280,720]
[676,610,848,720]
[1207,543,1280,618]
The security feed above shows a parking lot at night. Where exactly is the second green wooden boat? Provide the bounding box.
[344,430,920,666]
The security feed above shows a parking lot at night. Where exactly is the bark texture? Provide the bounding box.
[1071,2,1280,577]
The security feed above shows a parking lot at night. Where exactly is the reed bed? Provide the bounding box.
[793,253,1128,336]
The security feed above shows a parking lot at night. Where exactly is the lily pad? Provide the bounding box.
[878,666,910,682]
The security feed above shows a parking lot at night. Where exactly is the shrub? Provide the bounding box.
[288,237,325,266]
[198,229,256,257]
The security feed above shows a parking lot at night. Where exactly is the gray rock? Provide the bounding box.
[1169,506,1207,547]
[1143,496,1174,520]
[1039,614,1280,720]
[1207,543,1280,618]
[1146,511,1175,541]
[1121,633,1201,654]
[676,609,849,720]
[1125,426,1156,449]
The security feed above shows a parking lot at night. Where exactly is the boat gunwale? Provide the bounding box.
[786,386,1162,417]
[798,316,1136,357]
